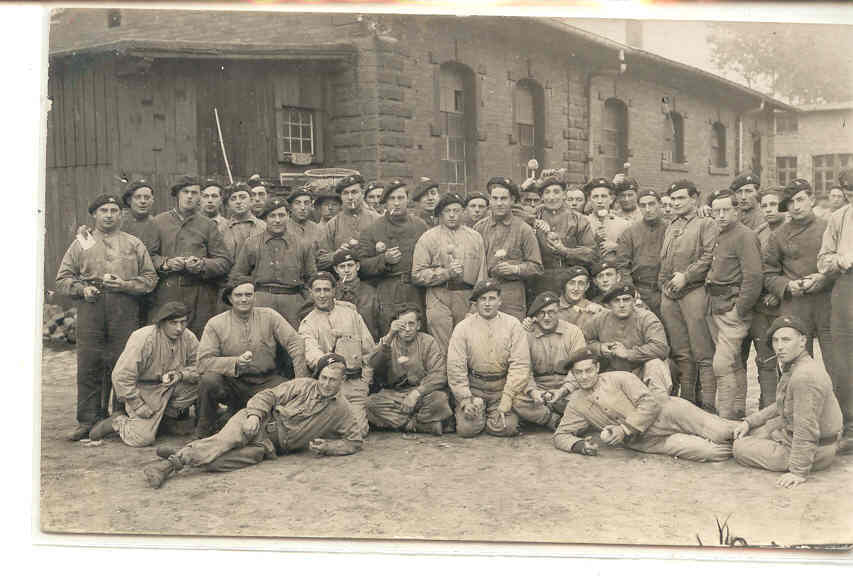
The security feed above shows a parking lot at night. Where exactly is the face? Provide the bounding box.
[340,183,364,211]
[250,186,268,214]
[711,195,738,230]
[396,310,420,342]
[94,203,121,231]
[177,184,201,213]
[311,279,335,311]
[521,191,541,209]
[541,185,564,211]
[735,183,758,211]
[475,290,502,319]
[200,186,222,216]
[563,275,589,303]
[129,187,154,216]
[229,283,255,315]
[572,359,600,390]
[609,294,635,319]
[760,194,782,224]
[333,259,359,283]
[466,198,488,223]
[616,189,638,212]
[317,363,345,398]
[828,188,846,210]
[489,187,513,218]
[319,199,341,220]
[594,268,619,294]
[227,190,251,217]
[590,187,613,213]
[638,195,661,222]
[534,303,560,332]
[660,195,673,218]
[419,187,440,212]
[266,207,289,235]
[386,188,409,217]
[290,195,313,222]
[161,316,188,341]
[787,190,814,221]
[772,327,807,366]
[439,203,464,230]
[566,189,586,212]
[669,188,695,217]
[364,188,384,211]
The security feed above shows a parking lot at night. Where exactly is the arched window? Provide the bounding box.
[514,79,545,182]
[438,62,476,192]
[711,122,727,168]
[602,98,628,178]
[670,112,685,164]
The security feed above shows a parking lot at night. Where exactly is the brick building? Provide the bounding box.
[44,9,791,286]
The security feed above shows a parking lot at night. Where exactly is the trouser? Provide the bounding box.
[425,286,473,353]
[607,359,673,400]
[831,274,853,430]
[113,381,198,447]
[635,284,663,322]
[708,307,752,420]
[780,291,835,383]
[744,311,779,410]
[512,374,567,429]
[375,278,423,337]
[196,372,285,437]
[660,287,716,406]
[496,280,527,323]
[254,289,306,330]
[75,293,140,426]
[341,377,370,438]
[456,378,520,438]
[627,397,739,462]
[149,274,220,340]
[367,388,453,430]
[733,417,838,473]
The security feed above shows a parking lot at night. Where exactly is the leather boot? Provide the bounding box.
[88,414,120,441]
[67,424,93,441]
[143,458,179,489]
[678,363,697,404]
[414,420,443,436]
[698,366,717,414]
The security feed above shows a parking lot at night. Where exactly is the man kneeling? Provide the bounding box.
[143,354,361,488]
[733,316,843,488]
[554,347,739,461]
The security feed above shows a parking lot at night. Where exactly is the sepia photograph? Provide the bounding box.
[36,3,853,552]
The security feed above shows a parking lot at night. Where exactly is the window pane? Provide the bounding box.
[278,106,315,157]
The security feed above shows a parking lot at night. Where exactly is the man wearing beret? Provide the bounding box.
[364,181,386,215]
[585,178,630,262]
[221,182,266,265]
[331,250,380,342]
[286,187,324,257]
[565,185,587,214]
[313,188,342,227]
[658,179,718,408]
[612,176,643,223]
[247,174,270,218]
[299,272,376,438]
[818,169,853,447]
[705,188,763,419]
[357,180,428,336]
[554,348,740,461]
[412,177,441,227]
[556,266,607,330]
[366,305,453,435]
[528,176,597,298]
[474,177,544,322]
[142,353,362,488]
[463,192,489,227]
[150,175,232,339]
[57,194,159,440]
[195,277,308,438]
[200,178,228,235]
[88,302,199,446]
[730,172,766,231]
[514,292,586,430]
[733,316,844,487]
[446,279,531,437]
[519,179,542,214]
[231,197,317,329]
[615,188,667,320]
[763,178,836,386]
[412,192,487,352]
[120,179,160,257]
[318,174,380,270]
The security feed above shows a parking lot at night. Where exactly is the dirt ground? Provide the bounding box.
[38,346,853,548]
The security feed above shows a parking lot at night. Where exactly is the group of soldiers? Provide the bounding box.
[53,166,853,490]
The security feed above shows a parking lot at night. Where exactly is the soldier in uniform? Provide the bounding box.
[247,174,270,218]
[364,180,386,214]
[730,172,766,231]
[314,189,341,227]
[318,174,380,270]
[613,176,643,223]
[200,178,228,234]
[463,191,489,227]
[555,266,607,330]
[286,187,323,257]
[565,185,587,213]
[120,179,159,256]
[411,177,441,227]
[332,250,381,342]
[221,182,266,265]
[585,177,630,263]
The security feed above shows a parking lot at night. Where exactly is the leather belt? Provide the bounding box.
[470,371,507,382]
[256,283,302,295]
[445,281,474,291]
[706,282,738,297]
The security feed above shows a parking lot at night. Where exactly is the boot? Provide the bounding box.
[678,363,697,403]
[67,423,93,441]
[143,459,178,489]
[546,412,561,431]
[441,416,456,434]
[88,414,120,441]
[414,420,443,436]
[698,366,717,414]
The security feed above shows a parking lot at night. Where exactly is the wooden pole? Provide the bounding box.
[214,107,234,184]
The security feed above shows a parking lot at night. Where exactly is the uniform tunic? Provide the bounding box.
[588,211,630,262]
[658,210,718,297]
[556,297,606,330]
[222,215,266,264]
[335,279,381,343]
[531,205,597,297]
[615,217,667,317]
[319,205,381,259]
[121,213,160,259]
[739,205,766,231]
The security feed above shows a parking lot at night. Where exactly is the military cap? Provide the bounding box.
[758,185,785,201]
[201,177,224,191]
[286,187,313,204]
[583,177,614,194]
[122,179,153,205]
[839,170,852,190]
[730,172,760,192]
[636,188,660,202]
[247,174,268,188]
[766,315,810,349]
[780,178,812,212]
[309,271,337,288]
[465,191,489,207]
[170,175,201,197]
[602,284,637,305]
[591,261,617,277]
[615,177,639,193]
[222,182,251,204]
[314,188,342,204]
[258,196,289,219]
[380,179,407,203]
[153,301,190,324]
[565,346,605,369]
[709,188,737,206]
[331,250,358,267]
[666,179,699,197]
[314,353,348,378]
[88,194,122,214]
[470,278,502,302]
[521,179,540,194]
[486,176,520,200]
[364,181,385,195]
[537,175,567,194]
[334,173,365,194]
[412,177,439,201]
[528,292,561,317]
[221,276,254,307]
[393,302,424,324]
[434,192,466,216]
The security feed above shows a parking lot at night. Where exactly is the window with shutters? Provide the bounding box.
[776,156,797,186]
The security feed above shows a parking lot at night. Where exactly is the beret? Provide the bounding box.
[758,185,785,201]
[331,250,358,267]
[88,194,122,214]
[380,179,407,203]
[486,176,520,200]
[221,276,254,306]
[666,180,699,197]
[565,346,605,369]
[839,170,852,190]
[709,188,737,207]
[309,271,337,288]
[583,177,614,194]
[521,180,540,195]
[393,302,423,322]
[434,192,466,217]
[122,180,152,205]
[201,177,224,191]
[730,173,760,191]
[615,177,639,193]
[636,188,660,202]
[528,292,560,317]
[335,173,365,194]
[592,261,617,276]
[412,177,439,201]
[602,284,636,305]
[364,181,385,194]
[470,278,502,302]
[258,197,289,219]
[170,175,201,197]
[314,188,342,203]
[223,182,251,204]
[287,187,314,204]
[766,315,810,349]
[780,178,812,211]
[538,176,567,194]
[314,353,348,378]
[153,301,190,324]
[465,191,489,207]
[247,174,268,188]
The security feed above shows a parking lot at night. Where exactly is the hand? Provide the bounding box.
[838,255,853,272]
[574,437,599,456]
[801,273,826,294]
[521,317,534,332]
[400,390,421,414]
[242,415,260,438]
[613,173,626,185]
[448,260,464,278]
[161,371,181,387]
[77,225,92,238]
[668,272,687,293]
[787,280,805,297]
[697,204,712,218]
[763,294,780,308]
[531,390,549,405]
[309,438,328,455]
[316,251,332,268]
[384,247,402,265]
[492,262,517,277]
[533,219,550,233]
[136,402,155,419]
[82,286,101,302]
[497,394,513,414]
[387,319,404,337]
[164,257,186,272]
[733,421,750,440]
[101,274,125,291]
[777,472,806,488]
[600,424,626,445]
[609,342,629,359]
[460,397,482,419]
[184,256,204,274]
[236,351,253,374]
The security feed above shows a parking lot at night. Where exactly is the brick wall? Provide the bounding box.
[774,108,853,188]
